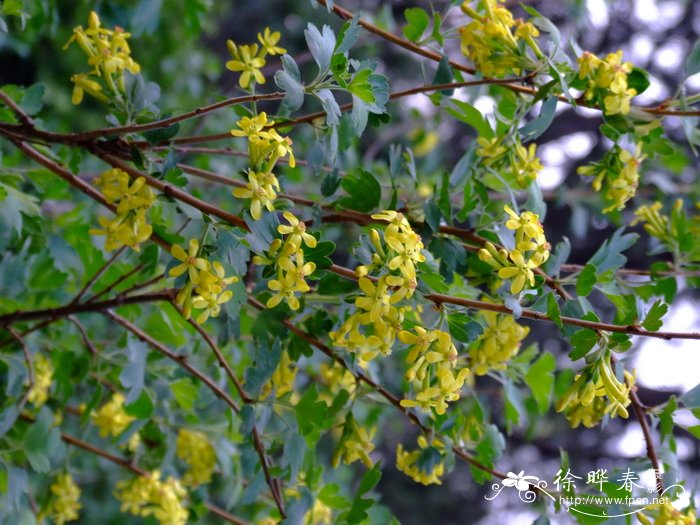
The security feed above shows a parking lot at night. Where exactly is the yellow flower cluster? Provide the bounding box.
[578,144,645,213]
[115,471,188,525]
[63,11,140,105]
[470,310,529,375]
[253,212,316,311]
[226,27,286,89]
[40,473,81,525]
[27,353,53,407]
[578,50,636,115]
[396,436,446,486]
[632,202,668,240]
[261,350,298,399]
[331,211,424,363]
[231,112,296,220]
[476,136,543,188]
[90,168,154,252]
[318,362,356,403]
[332,414,376,468]
[478,206,550,294]
[459,0,542,78]
[637,502,696,525]
[170,239,238,323]
[91,393,135,438]
[176,428,217,487]
[556,355,635,428]
[398,327,470,415]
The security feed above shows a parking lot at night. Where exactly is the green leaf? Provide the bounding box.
[686,38,700,77]
[170,378,199,412]
[335,16,361,55]
[321,170,341,196]
[642,300,668,331]
[681,382,700,409]
[627,67,650,95]
[275,54,305,112]
[568,328,598,360]
[447,312,483,344]
[1,0,23,17]
[588,228,638,273]
[23,411,62,473]
[446,100,494,139]
[546,292,563,328]
[576,263,597,297]
[294,385,329,446]
[305,23,336,76]
[402,7,430,42]
[524,352,556,413]
[119,339,147,404]
[20,83,43,116]
[244,339,283,395]
[304,240,336,269]
[124,389,154,419]
[519,97,557,142]
[142,122,180,144]
[338,169,381,212]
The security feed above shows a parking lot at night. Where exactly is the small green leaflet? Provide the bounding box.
[642,299,668,331]
[402,7,429,42]
[524,352,556,413]
[338,169,381,212]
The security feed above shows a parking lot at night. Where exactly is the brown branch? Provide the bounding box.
[70,92,285,141]
[172,301,253,404]
[85,264,145,304]
[164,77,527,147]
[327,264,700,340]
[0,88,35,127]
[629,388,664,497]
[560,263,700,278]
[0,290,176,325]
[71,248,126,305]
[66,315,99,357]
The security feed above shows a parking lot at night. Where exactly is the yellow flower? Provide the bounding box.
[169,239,211,283]
[27,353,53,407]
[191,289,233,324]
[396,436,445,485]
[556,355,634,428]
[226,43,266,88]
[64,11,140,104]
[631,202,669,241]
[233,170,278,220]
[69,73,107,105]
[278,211,317,249]
[261,350,298,399]
[176,429,217,487]
[196,261,239,296]
[42,473,81,525]
[637,502,696,525]
[332,414,376,468]
[471,311,529,375]
[578,49,637,116]
[498,249,536,294]
[115,471,188,525]
[91,393,135,438]
[258,27,286,55]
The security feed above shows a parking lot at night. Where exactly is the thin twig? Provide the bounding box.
[0,290,176,325]
[66,315,99,357]
[71,248,126,305]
